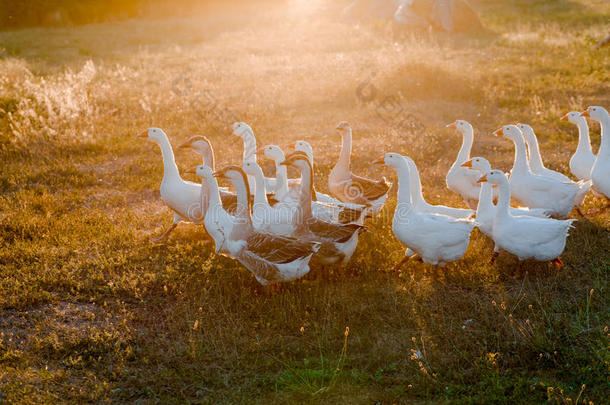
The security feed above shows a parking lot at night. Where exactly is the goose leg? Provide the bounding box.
[392,256,409,272]
[151,213,181,243]
[551,257,563,269]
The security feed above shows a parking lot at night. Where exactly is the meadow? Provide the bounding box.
[0,0,609,403]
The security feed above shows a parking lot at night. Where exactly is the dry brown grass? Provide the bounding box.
[0,0,609,403]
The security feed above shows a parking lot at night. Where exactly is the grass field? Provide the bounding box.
[1,0,609,403]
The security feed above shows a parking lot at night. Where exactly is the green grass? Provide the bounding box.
[0,0,609,403]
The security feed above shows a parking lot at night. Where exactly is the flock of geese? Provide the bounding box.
[137,106,609,285]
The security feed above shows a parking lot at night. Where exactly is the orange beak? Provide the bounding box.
[477,174,488,183]
[178,139,191,149]
[560,114,569,122]
[184,166,197,174]
[137,130,148,138]
[493,128,504,137]
[580,108,590,118]
[284,143,294,151]
[446,122,457,129]
[513,121,520,126]
[461,159,473,168]
[372,156,385,165]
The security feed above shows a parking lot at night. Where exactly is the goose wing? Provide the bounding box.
[309,219,363,243]
[246,232,319,264]
[349,174,391,201]
[527,174,577,200]
[500,217,575,247]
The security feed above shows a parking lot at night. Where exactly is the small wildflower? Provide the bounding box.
[589,289,594,297]
[528,304,533,310]
[604,326,608,333]
[345,326,350,337]
[492,300,497,306]
[411,336,416,343]
[300,326,304,333]
[193,320,198,330]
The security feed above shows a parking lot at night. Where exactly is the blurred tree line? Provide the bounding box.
[0,0,142,29]
[0,0,272,30]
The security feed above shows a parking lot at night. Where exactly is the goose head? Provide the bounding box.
[185,164,213,179]
[477,169,508,186]
[581,106,608,121]
[137,127,167,143]
[178,136,212,155]
[336,121,351,137]
[280,151,312,172]
[214,165,245,183]
[242,160,265,178]
[256,145,285,162]
[561,111,586,125]
[372,152,408,170]
[446,119,473,134]
[514,123,536,139]
[231,122,253,138]
[294,140,314,162]
[462,156,491,173]
[493,124,522,142]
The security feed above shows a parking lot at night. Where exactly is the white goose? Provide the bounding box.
[137,128,204,242]
[445,120,484,208]
[495,125,588,218]
[255,144,300,200]
[403,156,474,219]
[561,112,596,181]
[329,122,391,213]
[478,170,575,266]
[187,164,320,285]
[242,159,296,235]
[231,122,276,195]
[281,152,365,265]
[374,153,475,268]
[179,135,279,209]
[292,140,371,210]
[516,123,573,182]
[258,145,370,224]
[461,157,550,239]
[582,106,610,201]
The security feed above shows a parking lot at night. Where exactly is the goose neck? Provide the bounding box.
[273,155,289,197]
[202,148,215,171]
[510,135,530,174]
[494,180,511,220]
[597,114,610,157]
[252,168,270,207]
[234,177,252,222]
[394,161,412,209]
[205,170,222,210]
[524,131,545,172]
[476,181,493,216]
[242,129,257,163]
[337,130,352,170]
[407,160,425,206]
[296,164,313,219]
[574,120,593,156]
[453,128,473,166]
[158,136,180,180]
